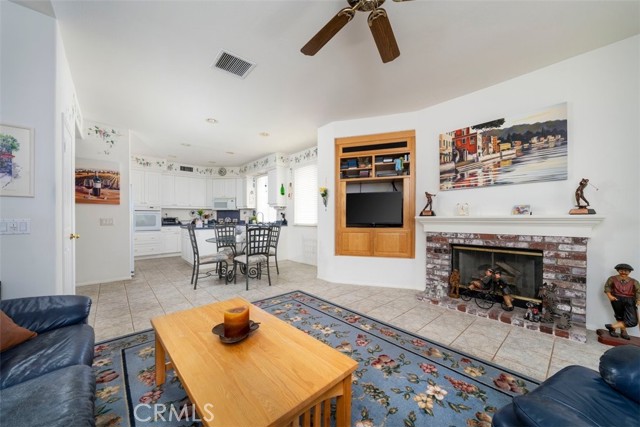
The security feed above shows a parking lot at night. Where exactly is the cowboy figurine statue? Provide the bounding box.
[604,263,640,340]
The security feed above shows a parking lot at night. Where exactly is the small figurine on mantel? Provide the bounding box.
[420,192,436,216]
[569,178,597,214]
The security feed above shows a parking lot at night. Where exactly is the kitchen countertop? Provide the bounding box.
[176,221,287,229]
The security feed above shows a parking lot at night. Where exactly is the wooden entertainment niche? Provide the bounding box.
[335,130,415,258]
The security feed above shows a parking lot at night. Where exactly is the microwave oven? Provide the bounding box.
[212,198,236,210]
[134,209,161,231]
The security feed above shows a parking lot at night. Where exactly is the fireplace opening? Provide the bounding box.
[452,244,543,309]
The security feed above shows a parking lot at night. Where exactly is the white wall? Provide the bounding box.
[0,3,59,298]
[75,120,131,285]
[317,36,640,333]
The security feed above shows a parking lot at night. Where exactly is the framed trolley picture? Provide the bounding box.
[0,124,34,197]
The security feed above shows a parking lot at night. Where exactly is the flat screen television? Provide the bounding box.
[346,191,403,227]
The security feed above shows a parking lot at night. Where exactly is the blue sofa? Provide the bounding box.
[0,295,96,427]
[493,344,640,426]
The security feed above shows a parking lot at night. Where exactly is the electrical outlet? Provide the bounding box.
[99,218,114,226]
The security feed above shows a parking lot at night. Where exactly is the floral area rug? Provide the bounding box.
[93,291,538,427]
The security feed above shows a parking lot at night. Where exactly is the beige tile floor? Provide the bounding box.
[77,256,611,382]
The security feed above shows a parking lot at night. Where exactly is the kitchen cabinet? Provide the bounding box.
[174,176,191,207]
[145,172,162,206]
[211,178,237,199]
[171,176,206,208]
[134,231,163,257]
[267,167,287,207]
[236,177,255,209]
[180,228,217,265]
[190,177,206,206]
[132,170,161,209]
[161,174,176,206]
[161,227,181,254]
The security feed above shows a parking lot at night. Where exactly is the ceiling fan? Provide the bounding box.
[301,0,413,63]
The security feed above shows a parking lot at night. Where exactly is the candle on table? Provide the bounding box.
[223,305,250,338]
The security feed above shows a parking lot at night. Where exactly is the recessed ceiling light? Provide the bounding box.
[225,151,234,155]
[180,143,191,147]
[208,160,217,164]
[259,132,270,137]
[167,155,177,159]
[205,118,218,124]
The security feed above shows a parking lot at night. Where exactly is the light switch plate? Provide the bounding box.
[0,219,31,235]
[99,218,114,226]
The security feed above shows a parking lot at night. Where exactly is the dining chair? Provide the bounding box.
[268,224,281,274]
[233,225,271,290]
[187,224,231,289]
[214,225,238,281]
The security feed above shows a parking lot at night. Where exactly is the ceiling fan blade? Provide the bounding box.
[301,8,355,56]
[368,8,400,63]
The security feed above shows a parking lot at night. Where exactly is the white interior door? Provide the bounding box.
[62,113,76,295]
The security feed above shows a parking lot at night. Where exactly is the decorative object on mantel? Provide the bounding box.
[511,204,531,215]
[439,103,568,191]
[420,191,436,216]
[448,269,460,299]
[456,203,469,216]
[319,186,328,210]
[569,178,597,214]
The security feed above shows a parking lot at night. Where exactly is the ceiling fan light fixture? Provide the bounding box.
[301,7,355,56]
[368,8,400,63]
[301,0,409,62]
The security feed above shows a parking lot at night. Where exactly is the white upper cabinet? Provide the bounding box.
[131,170,146,208]
[161,174,176,206]
[145,172,162,207]
[211,178,237,199]
[174,176,191,207]
[236,177,255,209]
[132,169,161,209]
[190,177,206,207]
[268,167,287,207]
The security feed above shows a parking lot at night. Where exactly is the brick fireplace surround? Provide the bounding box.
[415,216,604,343]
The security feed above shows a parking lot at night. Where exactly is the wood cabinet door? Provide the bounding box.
[337,230,372,256]
[373,230,412,258]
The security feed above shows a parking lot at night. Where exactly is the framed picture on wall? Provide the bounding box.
[75,158,121,205]
[439,103,568,191]
[0,124,34,197]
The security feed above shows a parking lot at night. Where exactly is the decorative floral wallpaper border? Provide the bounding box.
[84,121,124,156]
[131,147,316,176]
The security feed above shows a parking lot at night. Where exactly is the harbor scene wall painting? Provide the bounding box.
[75,158,121,204]
[439,103,568,191]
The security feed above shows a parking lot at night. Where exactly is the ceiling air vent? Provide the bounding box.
[211,50,256,79]
[179,166,194,172]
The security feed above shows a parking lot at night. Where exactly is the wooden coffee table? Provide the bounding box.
[151,297,358,426]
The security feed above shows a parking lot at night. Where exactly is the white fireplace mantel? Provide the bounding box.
[415,215,605,238]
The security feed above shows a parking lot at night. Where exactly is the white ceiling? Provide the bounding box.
[48,0,639,167]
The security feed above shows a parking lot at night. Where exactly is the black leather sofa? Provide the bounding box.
[492,344,640,426]
[0,295,96,427]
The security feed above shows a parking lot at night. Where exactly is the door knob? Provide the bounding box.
[69,233,80,240]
